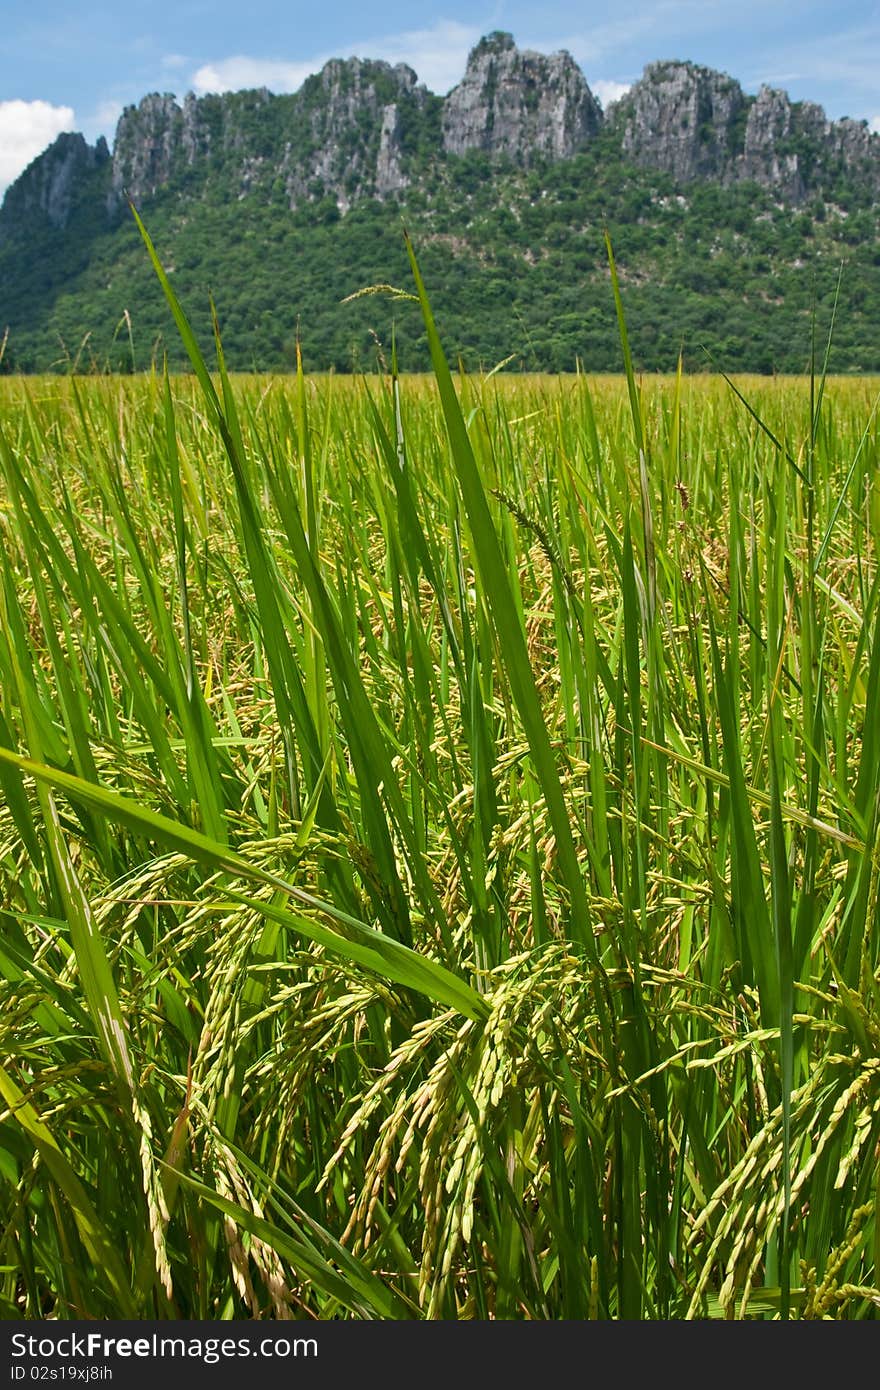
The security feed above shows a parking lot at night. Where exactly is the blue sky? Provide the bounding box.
[2,1,879,192]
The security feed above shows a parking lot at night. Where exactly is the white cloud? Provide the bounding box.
[192,56,316,96]
[192,19,483,98]
[870,116,880,134]
[0,99,75,195]
[591,79,632,109]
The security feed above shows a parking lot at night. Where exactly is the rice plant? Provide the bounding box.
[0,224,879,1318]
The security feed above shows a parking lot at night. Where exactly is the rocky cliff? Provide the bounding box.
[107,60,439,215]
[607,59,880,201]
[441,31,601,161]
[2,33,879,240]
[1,131,109,232]
[609,61,746,183]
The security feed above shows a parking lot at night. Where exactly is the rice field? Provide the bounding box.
[1,235,880,1319]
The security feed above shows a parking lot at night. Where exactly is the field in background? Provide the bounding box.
[1,325,880,1318]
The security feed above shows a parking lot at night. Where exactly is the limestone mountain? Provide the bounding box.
[1,131,110,230]
[441,32,602,161]
[1,33,879,373]
[106,60,440,214]
[608,60,880,200]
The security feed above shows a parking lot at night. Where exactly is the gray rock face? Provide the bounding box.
[826,116,880,198]
[739,85,805,199]
[109,59,429,213]
[442,31,602,161]
[278,58,428,211]
[111,88,245,207]
[609,60,880,201]
[112,94,193,204]
[609,61,746,182]
[376,103,407,197]
[734,87,880,201]
[0,131,109,231]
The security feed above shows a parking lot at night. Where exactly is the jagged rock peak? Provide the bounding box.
[283,56,436,210]
[609,60,747,182]
[739,85,814,199]
[442,31,603,162]
[0,131,109,232]
[741,85,880,200]
[309,55,419,94]
[608,60,880,199]
[111,91,215,205]
[110,59,437,213]
[471,31,517,58]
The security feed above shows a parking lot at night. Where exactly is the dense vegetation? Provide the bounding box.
[2,133,880,374]
[0,234,879,1318]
